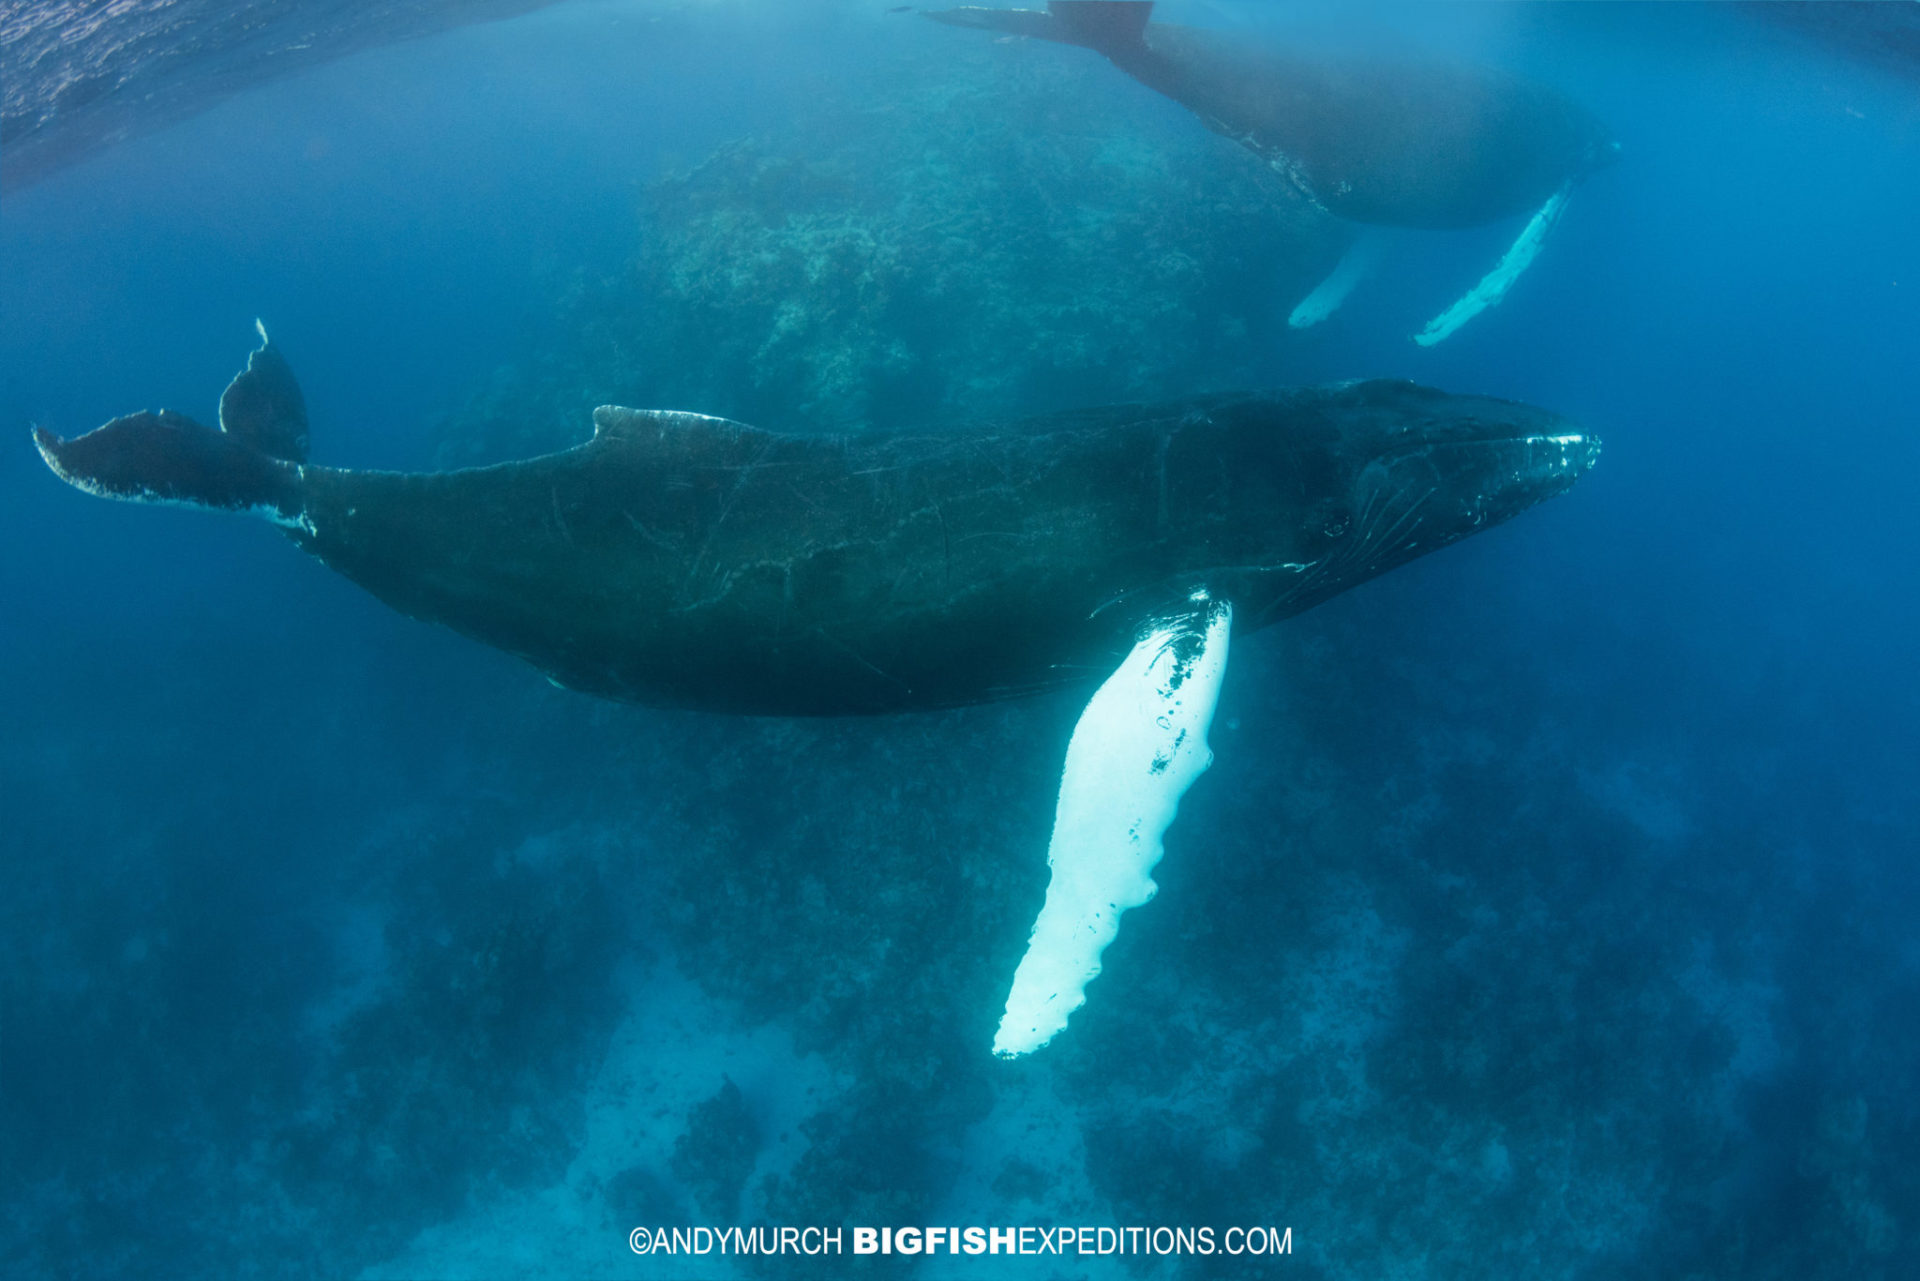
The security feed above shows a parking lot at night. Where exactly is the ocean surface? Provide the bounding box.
[3,2,1917,1277]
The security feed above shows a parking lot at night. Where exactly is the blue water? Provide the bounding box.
[4,3,1918,1277]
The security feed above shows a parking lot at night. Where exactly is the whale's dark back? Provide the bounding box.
[285,384,1587,715]
[292,397,1299,713]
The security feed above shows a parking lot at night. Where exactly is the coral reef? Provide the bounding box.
[672,1078,761,1220]
[433,36,1336,464]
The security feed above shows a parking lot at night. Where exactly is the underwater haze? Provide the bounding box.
[4,1,1918,1277]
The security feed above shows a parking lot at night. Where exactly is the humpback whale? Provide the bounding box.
[926,1,1620,343]
[35,328,1599,1055]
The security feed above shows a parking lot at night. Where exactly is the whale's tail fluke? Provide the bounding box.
[924,2,1151,55]
[220,319,309,464]
[32,324,311,530]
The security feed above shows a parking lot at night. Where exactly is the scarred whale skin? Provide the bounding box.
[34,343,1598,716]
[927,2,1619,229]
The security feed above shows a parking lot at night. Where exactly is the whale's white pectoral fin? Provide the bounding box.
[993,593,1233,1059]
[1414,180,1574,347]
[1289,231,1385,330]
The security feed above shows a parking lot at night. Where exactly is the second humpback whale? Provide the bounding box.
[35,328,1599,1055]
[926,1,1620,343]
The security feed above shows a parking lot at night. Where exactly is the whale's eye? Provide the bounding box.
[1323,515,1349,538]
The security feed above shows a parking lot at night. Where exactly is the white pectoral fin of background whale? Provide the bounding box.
[1289,231,1385,330]
[993,593,1233,1059]
[1414,180,1574,347]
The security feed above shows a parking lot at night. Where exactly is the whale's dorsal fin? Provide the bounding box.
[994,589,1232,1058]
[591,406,762,442]
[218,320,308,463]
